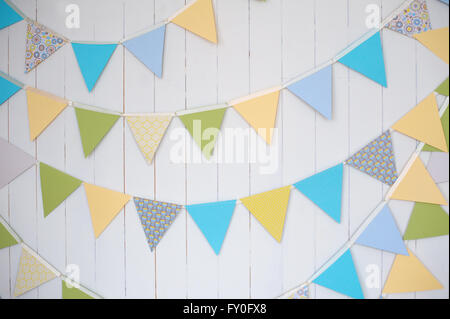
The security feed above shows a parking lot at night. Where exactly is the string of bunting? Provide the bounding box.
[1,0,448,164]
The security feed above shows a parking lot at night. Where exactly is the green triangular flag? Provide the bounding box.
[75,107,120,157]
[404,203,449,240]
[178,107,227,159]
[0,221,18,249]
[422,108,449,152]
[435,78,449,96]
[62,280,94,299]
[40,163,83,217]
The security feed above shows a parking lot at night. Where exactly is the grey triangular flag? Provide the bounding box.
[0,138,36,188]
[427,152,449,184]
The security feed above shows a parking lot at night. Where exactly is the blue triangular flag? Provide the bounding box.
[356,205,408,255]
[313,249,364,299]
[439,0,448,5]
[186,200,236,255]
[339,32,387,87]
[71,43,118,92]
[0,75,21,106]
[123,25,166,78]
[294,163,343,223]
[287,65,332,119]
[0,0,23,30]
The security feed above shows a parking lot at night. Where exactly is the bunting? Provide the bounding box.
[0,138,35,189]
[435,77,449,96]
[414,27,449,64]
[62,280,95,299]
[386,0,431,37]
[0,0,23,30]
[294,164,343,223]
[403,203,449,240]
[186,200,236,254]
[427,152,449,184]
[0,220,18,249]
[0,74,21,106]
[422,107,449,152]
[240,186,291,242]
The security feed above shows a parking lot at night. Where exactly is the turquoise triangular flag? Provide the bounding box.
[0,0,23,30]
[294,163,343,223]
[71,43,118,92]
[123,25,166,78]
[313,249,364,299]
[339,32,387,87]
[356,205,408,255]
[186,200,236,255]
[287,65,332,119]
[0,75,21,106]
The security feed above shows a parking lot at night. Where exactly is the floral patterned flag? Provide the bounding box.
[386,0,432,38]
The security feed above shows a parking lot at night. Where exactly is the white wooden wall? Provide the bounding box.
[0,0,448,299]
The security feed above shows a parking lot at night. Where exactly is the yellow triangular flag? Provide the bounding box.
[83,183,131,238]
[414,27,449,64]
[390,157,448,205]
[392,93,448,152]
[26,88,68,141]
[232,90,280,144]
[170,0,217,44]
[383,248,443,294]
[240,186,291,242]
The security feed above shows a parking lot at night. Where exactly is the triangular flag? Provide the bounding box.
[40,162,82,217]
[0,0,23,30]
[178,107,226,159]
[71,42,118,92]
[0,137,35,189]
[186,200,236,254]
[83,183,131,238]
[75,107,120,157]
[345,131,398,186]
[403,203,449,240]
[355,205,408,255]
[439,0,449,5]
[26,88,68,141]
[14,248,57,297]
[435,77,449,96]
[392,93,448,152]
[133,197,183,251]
[338,32,387,87]
[414,27,449,64]
[287,65,333,119]
[0,74,21,105]
[0,220,18,249]
[123,25,166,78]
[386,0,431,38]
[232,90,280,144]
[62,280,95,299]
[170,0,217,44]
[422,107,449,152]
[240,186,291,242]
[427,152,449,184]
[294,164,343,223]
[25,21,67,73]
[383,248,443,294]
[390,157,447,205]
[313,250,364,299]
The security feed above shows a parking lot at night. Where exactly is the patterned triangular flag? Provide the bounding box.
[287,65,333,119]
[427,152,449,184]
[62,280,95,299]
[355,205,408,255]
[0,137,35,189]
[26,88,68,141]
[170,0,217,44]
[338,32,387,87]
[289,284,310,299]
[386,0,431,38]
[71,42,118,92]
[123,25,166,78]
[414,27,449,64]
[313,249,364,299]
[240,186,291,242]
[84,183,131,238]
[0,219,18,249]
[383,248,443,294]
[0,74,21,106]
[403,203,449,240]
[40,163,82,217]
[422,107,449,152]
[294,164,343,223]
[14,247,58,297]
[133,197,183,252]
[25,21,67,73]
[0,0,23,30]
[392,93,447,152]
[435,77,449,96]
[390,157,447,205]
[178,107,226,159]
[186,200,236,254]
[345,131,398,186]
[75,107,120,157]
[232,90,280,144]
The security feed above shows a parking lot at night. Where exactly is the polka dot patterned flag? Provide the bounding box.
[386,0,432,38]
